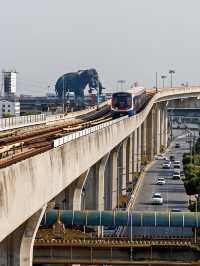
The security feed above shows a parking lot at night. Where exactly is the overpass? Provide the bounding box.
[0,86,200,265]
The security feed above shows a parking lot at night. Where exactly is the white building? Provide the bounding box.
[2,70,17,96]
[0,99,20,118]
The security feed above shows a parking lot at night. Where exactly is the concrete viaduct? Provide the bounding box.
[0,87,200,266]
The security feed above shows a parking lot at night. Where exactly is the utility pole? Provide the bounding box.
[170,109,173,141]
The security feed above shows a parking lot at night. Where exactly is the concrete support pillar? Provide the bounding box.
[154,104,161,155]
[137,126,142,172]
[0,205,46,266]
[128,135,133,183]
[132,130,138,173]
[96,153,110,211]
[96,153,110,237]
[121,139,128,195]
[141,120,147,157]
[164,107,168,147]
[111,149,118,209]
[146,110,154,160]
[54,170,90,210]
[160,106,165,147]
[72,170,90,210]
[20,205,47,266]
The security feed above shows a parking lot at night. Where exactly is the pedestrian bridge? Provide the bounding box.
[43,210,200,228]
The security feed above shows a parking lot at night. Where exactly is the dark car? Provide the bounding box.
[170,155,175,162]
[171,208,181,212]
[175,143,180,148]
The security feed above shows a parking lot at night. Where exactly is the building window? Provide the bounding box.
[8,110,10,113]
[8,105,10,107]
[2,109,5,112]
[2,105,5,107]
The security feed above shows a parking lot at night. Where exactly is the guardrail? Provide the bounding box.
[0,114,46,129]
[53,116,126,148]
[0,101,110,131]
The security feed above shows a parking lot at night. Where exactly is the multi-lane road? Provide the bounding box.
[134,134,190,212]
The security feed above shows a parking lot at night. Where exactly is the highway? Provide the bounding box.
[126,131,196,237]
[134,133,190,212]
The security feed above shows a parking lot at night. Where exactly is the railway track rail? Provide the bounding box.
[0,105,111,169]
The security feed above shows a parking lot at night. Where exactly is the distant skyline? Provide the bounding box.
[1,0,200,95]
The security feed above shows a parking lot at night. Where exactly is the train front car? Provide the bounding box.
[111,92,133,118]
[111,87,146,119]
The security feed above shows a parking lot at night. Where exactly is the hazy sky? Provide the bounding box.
[0,0,200,95]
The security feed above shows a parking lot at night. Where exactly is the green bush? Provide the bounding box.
[182,155,193,165]
[3,112,14,118]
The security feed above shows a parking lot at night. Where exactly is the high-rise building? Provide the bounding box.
[1,70,17,96]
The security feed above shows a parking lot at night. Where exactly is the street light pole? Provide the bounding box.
[169,70,175,88]
[161,75,167,88]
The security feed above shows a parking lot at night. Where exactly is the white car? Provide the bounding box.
[162,162,171,169]
[152,193,163,205]
[155,154,165,160]
[174,160,181,165]
[156,177,166,185]
[172,173,181,180]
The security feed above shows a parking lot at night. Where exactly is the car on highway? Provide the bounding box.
[170,155,175,162]
[162,162,171,169]
[156,177,166,185]
[175,143,180,148]
[173,160,181,169]
[154,154,165,160]
[171,208,181,212]
[172,172,181,180]
[173,168,181,174]
[152,193,163,205]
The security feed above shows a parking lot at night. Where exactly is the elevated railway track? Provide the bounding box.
[0,105,111,169]
[0,89,156,169]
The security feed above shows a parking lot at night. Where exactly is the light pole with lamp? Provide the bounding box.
[161,75,167,88]
[169,69,175,88]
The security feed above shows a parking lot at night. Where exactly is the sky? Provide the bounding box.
[0,0,200,95]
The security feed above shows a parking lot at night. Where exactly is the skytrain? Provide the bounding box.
[111,87,147,118]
